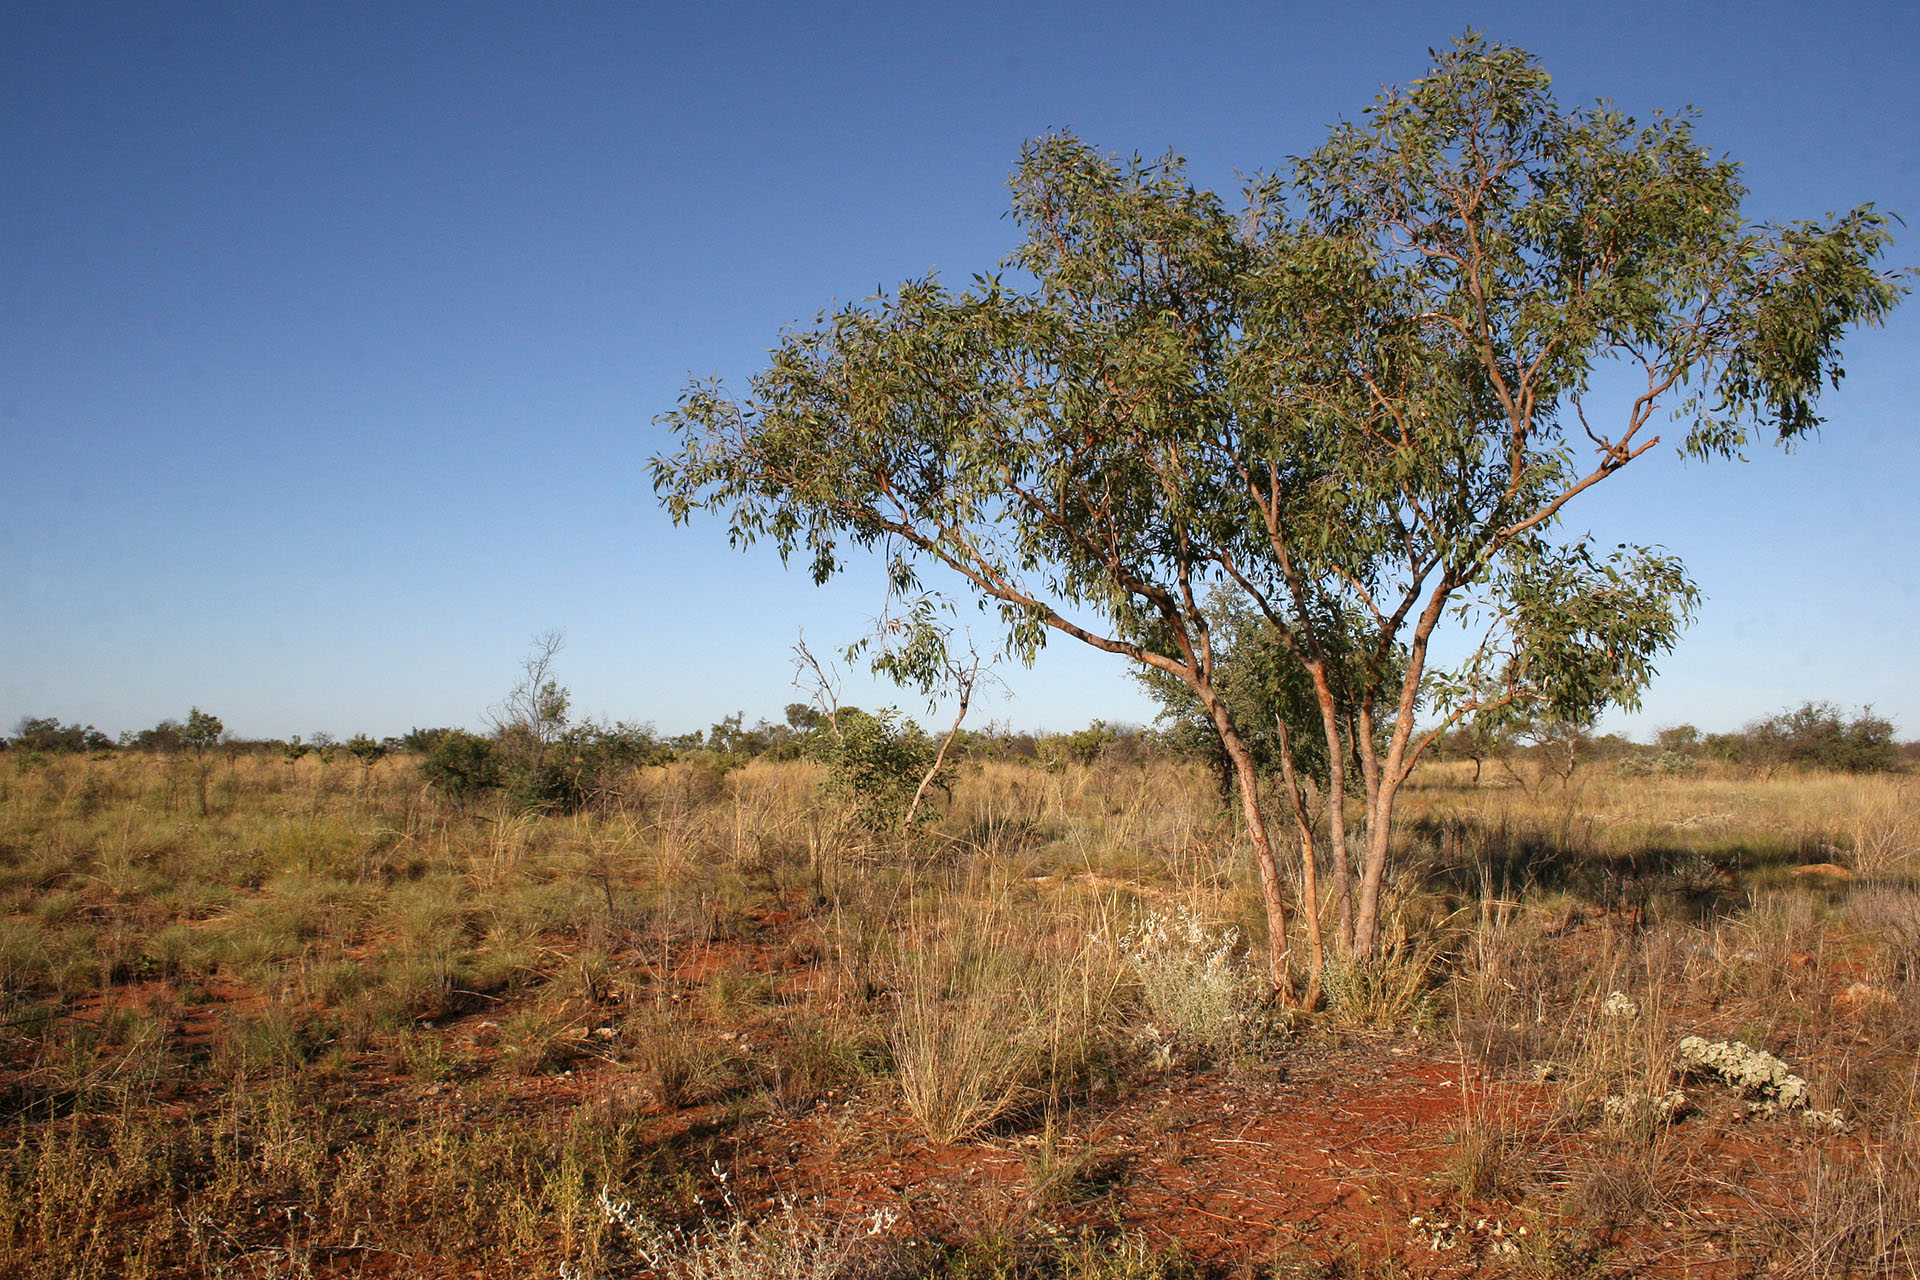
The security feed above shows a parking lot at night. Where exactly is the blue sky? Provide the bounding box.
[3,1,1916,742]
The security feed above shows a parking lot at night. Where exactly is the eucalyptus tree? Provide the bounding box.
[654,34,1903,995]
[1220,36,1900,957]
[658,135,1322,997]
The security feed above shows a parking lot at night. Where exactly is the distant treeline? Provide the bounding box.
[0,707,1157,811]
[1427,702,1911,779]
[6,700,1910,797]
[3,707,1144,766]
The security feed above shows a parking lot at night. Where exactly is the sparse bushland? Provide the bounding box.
[1,746,1917,1276]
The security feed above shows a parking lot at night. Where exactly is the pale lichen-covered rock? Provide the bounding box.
[1603,1089,1687,1129]
[1675,1035,1814,1113]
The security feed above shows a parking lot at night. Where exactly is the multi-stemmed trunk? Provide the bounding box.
[1201,692,1296,1002]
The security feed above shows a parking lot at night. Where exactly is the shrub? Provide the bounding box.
[418,729,501,800]
[1618,750,1698,778]
[346,733,388,769]
[1116,906,1267,1064]
[1735,702,1901,775]
[124,718,185,752]
[1038,721,1124,770]
[534,721,671,811]
[809,707,940,834]
[182,707,224,759]
[6,717,109,755]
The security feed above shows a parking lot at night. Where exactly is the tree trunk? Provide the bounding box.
[1305,664,1353,953]
[1206,701,1294,1004]
[1274,715,1325,1007]
[1350,704,1393,961]
[1351,784,1400,959]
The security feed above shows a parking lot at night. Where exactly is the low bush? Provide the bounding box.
[810,708,940,835]
[1115,906,1267,1065]
[418,728,501,800]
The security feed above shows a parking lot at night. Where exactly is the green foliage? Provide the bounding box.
[400,725,460,752]
[701,711,810,760]
[418,729,501,800]
[654,33,1903,961]
[416,637,678,812]
[346,733,389,769]
[182,707,223,759]
[121,718,185,752]
[6,718,110,755]
[1445,542,1701,740]
[419,721,673,812]
[1746,702,1900,774]
[1656,725,1703,753]
[531,721,672,811]
[1038,720,1124,770]
[1137,590,1342,794]
[1618,749,1699,779]
[809,707,939,834]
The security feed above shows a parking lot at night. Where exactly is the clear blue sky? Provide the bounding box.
[4,1,1916,742]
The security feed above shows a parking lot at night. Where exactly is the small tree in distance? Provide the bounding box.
[181,707,224,817]
[791,636,953,840]
[182,708,223,761]
[346,733,389,772]
[490,630,571,747]
[654,34,1903,1000]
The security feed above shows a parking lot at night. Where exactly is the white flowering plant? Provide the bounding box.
[563,1185,902,1280]
[1115,906,1268,1065]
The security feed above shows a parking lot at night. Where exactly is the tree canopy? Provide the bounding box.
[654,33,1904,999]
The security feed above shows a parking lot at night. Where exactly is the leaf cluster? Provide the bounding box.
[806,707,942,835]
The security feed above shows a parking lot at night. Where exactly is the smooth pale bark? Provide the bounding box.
[1352,781,1399,959]
[1305,664,1354,952]
[1273,714,1325,1007]
[1203,692,1295,1004]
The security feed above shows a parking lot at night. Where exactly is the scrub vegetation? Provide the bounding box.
[2,728,1918,1277]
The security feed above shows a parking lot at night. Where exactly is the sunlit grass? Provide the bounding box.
[0,745,1915,1274]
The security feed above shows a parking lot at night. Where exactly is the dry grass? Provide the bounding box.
[1,747,1917,1275]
